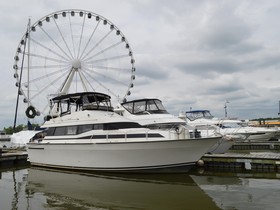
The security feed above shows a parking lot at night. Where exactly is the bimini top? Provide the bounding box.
[185,110,213,121]
[121,98,168,115]
[48,92,114,118]
[51,92,111,103]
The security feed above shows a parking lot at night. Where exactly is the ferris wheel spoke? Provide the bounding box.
[22,66,70,86]
[26,52,70,64]
[68,15,77,58]
[79,20,101,60]
[25,64,71,70]
[78,70,96,91]
[53,17,74,59]
[83,66,128,87]
[84,54,131,64]
[38,26,72,60]
[30,37,70,62]
[29,71,70,102]
[83,64,130,73]
[82,41,123,62]
[82,69,118,98]
[77,14,86,58]
[80,29,113,61]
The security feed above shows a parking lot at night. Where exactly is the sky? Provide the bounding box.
[1,0,280,129]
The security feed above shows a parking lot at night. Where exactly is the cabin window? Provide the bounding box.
[93,124,103,130]
[78,124,93,134]
[154,100,165,110]
[133,101,146,113]
[54,127,66,136]
[147,100,158,111]
[103,122,142,130]
[122,102,133,113]
[46,127,55,136]
[66,126,78,135]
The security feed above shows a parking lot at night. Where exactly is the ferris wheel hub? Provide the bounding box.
[72,59,81,70]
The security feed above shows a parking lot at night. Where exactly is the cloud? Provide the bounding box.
[1,0,280,129]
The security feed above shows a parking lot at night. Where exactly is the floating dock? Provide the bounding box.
[230,141,280,151]
[202,151,280,172]
[0,149,28,168]
[200,141,280,172]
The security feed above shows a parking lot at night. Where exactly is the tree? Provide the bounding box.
[4,124,25,134]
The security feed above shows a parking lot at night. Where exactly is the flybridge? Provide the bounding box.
[47,92,114,119]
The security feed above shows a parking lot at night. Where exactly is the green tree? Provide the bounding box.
[4,124,26,134]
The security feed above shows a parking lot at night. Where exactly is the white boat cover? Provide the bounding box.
[10,130,42,147]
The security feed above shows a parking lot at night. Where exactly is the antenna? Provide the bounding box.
[278,101,280,115]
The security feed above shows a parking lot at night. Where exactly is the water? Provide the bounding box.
[1,167,280,210]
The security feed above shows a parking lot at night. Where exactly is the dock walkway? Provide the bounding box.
[202,151,280,172]
[0,149,28,167]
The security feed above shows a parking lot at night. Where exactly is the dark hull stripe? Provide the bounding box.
[43,133,164,141]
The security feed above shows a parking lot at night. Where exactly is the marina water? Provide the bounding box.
[1,166,280,210]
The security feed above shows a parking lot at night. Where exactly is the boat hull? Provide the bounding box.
[27,137,220,173]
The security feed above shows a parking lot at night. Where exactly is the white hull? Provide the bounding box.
[245,132,277,142]
[27,137,219,172]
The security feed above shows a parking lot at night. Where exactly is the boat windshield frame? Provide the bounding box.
[121,99,169,115]
[186,110,214,121]
[49,92,114,117]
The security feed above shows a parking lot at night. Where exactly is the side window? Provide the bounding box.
[54,127,66,136]
[78,124,93,134]
[46,127,55,136]
[66,126,77,135]
[94,124,103,130]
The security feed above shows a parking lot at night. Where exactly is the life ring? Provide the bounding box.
[25,106,36,118]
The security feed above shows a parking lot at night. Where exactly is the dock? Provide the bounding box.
[0,149,28,168]
[200,141,280,172]
[202,151,280,172]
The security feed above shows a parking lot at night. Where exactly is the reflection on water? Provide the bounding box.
[0,167,219,210]
[1,166,280,210]
[191,174,280,210]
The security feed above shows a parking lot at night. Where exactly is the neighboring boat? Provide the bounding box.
[27,92,221,172]
[115,98,188,129]
[115,98,228,154]
[186,110,279,142]
[0,131,10,141]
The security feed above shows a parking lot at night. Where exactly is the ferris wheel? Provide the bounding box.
[13,9,136,118]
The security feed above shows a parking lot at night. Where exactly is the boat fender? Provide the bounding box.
[25,105,36,118]
[175,127,183,134]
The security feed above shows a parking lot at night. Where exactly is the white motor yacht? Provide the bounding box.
[115,98,228,154]
[186,110,278,142]
[27,92,221,172]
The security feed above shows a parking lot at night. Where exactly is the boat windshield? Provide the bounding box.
[122,99,168,115]
[186,110,214,121]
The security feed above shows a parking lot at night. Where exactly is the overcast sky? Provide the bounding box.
[1,0,280,129]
